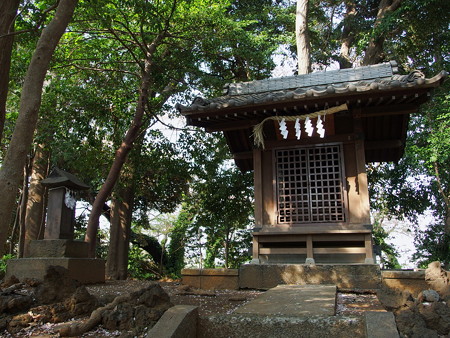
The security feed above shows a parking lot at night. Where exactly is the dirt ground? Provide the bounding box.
[1,279,385,337]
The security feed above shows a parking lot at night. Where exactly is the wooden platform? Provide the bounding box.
[253,226,374,264]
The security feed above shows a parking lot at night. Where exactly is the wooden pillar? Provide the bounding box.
[353,109,371,224]
[252,236,259,260]
[364,234,374,264]
[253,148,263,227]
[305,235,315,265]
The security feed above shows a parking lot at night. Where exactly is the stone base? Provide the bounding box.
[381,270,428,297]
[181,269,239,290]
[28,239,89,258]
[239,264,381,290]
[199,314,364,338]
[6,257,105,284]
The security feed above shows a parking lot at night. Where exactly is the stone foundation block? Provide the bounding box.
[6,257,105,284]
[182,268,239,290]
[28,239,89,258]
[239,264,381,290]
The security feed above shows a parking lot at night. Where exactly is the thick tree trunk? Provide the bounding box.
[106,184,134,280]
[23,144,49,257]
[296,0,311,74]
[362,0,403,65]
[0,0,78,256]
[338,0,356,69]
[0,0,20,143]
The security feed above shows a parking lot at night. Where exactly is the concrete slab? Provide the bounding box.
[235,284,336,317]
[365,311,399,338]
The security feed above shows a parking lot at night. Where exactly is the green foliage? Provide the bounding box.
[166,206,193,277]
[372,222,401,269]
[130,231,167,267]
[0,254,14,276]
[127,246,159,280]
[413,222,450,269]
[369,79,450,267]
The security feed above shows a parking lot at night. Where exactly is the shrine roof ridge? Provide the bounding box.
[226,61,398,96]
[177,61,447,114]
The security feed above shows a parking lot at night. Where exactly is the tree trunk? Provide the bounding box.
[296,0,311,74]
[0,0,20,144]
[18,161,31,257]
[338,0,356,69]
[24,144,49,257]
[85,70,150,257]
[85,30,167,257]
[0,0,78,256]
[106,197,119,279]
[445,210,450,236]
[362,0,403,65]
[106,184,134,280]
[9,192,21,254]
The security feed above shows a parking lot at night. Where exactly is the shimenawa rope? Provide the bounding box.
[252,103,348,148]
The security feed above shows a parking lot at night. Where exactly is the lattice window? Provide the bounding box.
[275,144,346,224]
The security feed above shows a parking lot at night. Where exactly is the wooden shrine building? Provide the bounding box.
[178,61,447,265]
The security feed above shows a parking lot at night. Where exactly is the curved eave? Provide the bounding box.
[178,71,447,119]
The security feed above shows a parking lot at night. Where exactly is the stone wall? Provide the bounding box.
[181,269,239,290]
[239,264,382,290]
[381,270,428,297]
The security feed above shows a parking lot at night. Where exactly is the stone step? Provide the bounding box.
[199,313,365,338]
[235,284,337,317]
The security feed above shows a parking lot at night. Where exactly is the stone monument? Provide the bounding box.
[6,168,105,284]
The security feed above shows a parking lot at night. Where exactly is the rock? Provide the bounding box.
[64,286,98,316]
[102,302,134,330]
[49,302,72,323]
[100,283,173,335]
[377,285,413,310]
[23,278,41,287]
[395,308,437,338]
[419,289,440,302]
[425,261,450,299]
[418,302,450,335]
[34,266,80,304]
[1,275,19,288]
[7,313,33,334]
[0,316,9,331]
[4,294,33,313]
[0,284,34,314]
[134,284,172,308]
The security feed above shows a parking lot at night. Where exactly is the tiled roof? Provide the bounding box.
[226,61,397,96]
[177,61,447,114]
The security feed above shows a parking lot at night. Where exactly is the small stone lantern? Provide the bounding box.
[40,167,89,240]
